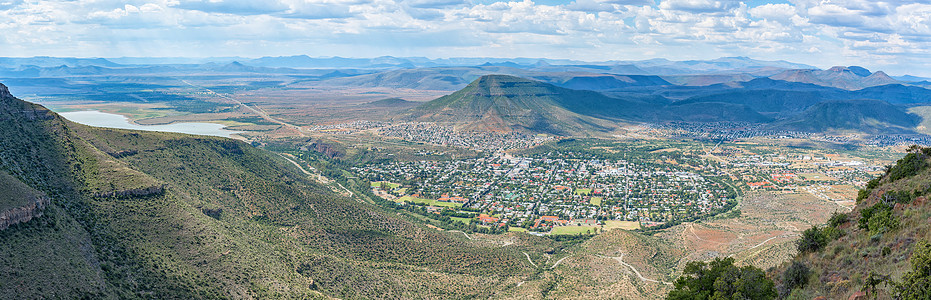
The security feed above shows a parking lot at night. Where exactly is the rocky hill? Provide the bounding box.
[771,147,931,299]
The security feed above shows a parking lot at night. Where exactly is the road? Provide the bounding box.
[178,79,306,136]
[523,252,538,268]
[549,255,571,269]
[277,153,357,201]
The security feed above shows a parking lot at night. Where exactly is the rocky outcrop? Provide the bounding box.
[93,184,166,199]
[311,141,343,159]
[0,195,51,231]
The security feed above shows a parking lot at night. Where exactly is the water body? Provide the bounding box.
[59,110,243,138]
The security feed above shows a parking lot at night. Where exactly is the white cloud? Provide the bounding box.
[0,0,930,75]
[749,3,795,22]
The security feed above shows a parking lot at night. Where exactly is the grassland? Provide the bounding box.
[397,196,463,208]
[590,196,603,206]
[551,225,599,235]
[604,220,640,231]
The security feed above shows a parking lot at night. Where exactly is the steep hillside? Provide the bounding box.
[673,90,826,118]
[406,75,640,135]
[770,99,920,134]
[854,84,931,105]
[772,147,931,299]
[0,83,532,298]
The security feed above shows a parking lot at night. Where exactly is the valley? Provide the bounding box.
[0,56,926,299]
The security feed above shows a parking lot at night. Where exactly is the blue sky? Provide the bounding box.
[2,0,930,75]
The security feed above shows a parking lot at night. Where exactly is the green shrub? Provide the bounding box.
[782,261,810,292]
[828,211,848,228]
[883,190,914,204]
[859,202,895,234]
[887,152,928,182]
[822,226,844,241]
[666,257,776,300]
[867,208,897,235]
[894,241,931,299]
[857,189,871,204]
[798,226,827,253]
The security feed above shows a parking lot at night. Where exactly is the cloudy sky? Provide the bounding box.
[3,0,931,75]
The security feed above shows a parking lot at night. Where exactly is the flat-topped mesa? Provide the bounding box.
[827,66,872,77]
[466,75,558,97]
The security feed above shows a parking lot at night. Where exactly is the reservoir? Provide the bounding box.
[59,110,243,138]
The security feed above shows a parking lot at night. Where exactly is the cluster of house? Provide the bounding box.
[377,122,554,151]
[357,151,734,229]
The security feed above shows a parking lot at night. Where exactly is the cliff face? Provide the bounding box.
[0,195,50,230]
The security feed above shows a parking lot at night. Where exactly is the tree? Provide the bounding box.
[666,257,777,300]
[782,261,810,293]
[797,226,827,253]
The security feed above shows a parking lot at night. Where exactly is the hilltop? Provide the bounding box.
[405,75,637,135]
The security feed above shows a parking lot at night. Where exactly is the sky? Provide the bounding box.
[2,0,931,76]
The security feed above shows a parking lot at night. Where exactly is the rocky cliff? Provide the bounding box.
[0,195,50,230]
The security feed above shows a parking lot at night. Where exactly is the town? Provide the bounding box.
[354,151,736,234]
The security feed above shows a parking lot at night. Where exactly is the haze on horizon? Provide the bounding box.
[2,0,930,76]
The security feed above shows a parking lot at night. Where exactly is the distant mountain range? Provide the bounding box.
[3,55,931,135]
[406,75,929,135]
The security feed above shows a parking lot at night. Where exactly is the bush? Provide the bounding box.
[856,189,871,204]
[798,226,827,253]
[887,152,928,182]
[867,208,897,235]
[828,211,848,228]
[782,261,810,293]
[881,246,892,256]
[822,226,844,241]
[859,202,896,235]
[894,241,931,299]
[666,257,777,300]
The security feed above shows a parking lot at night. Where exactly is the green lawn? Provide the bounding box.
[550,225,598,235]
[574,188,592,195]
[507,227,528,232]
[370,181,401,189]
[450,217,472,224]
[590,196,603,206]
[398,196,463,208]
